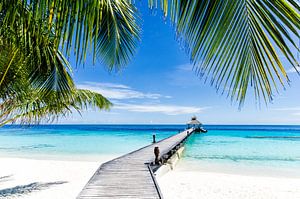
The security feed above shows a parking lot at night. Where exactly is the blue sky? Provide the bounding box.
[59,3,300,125]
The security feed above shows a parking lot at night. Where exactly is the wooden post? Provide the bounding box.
[154,146,160,165]
[152,134,156,143]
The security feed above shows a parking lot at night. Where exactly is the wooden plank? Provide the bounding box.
[77,128,194,199]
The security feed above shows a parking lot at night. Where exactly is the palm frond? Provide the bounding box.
[0,41,30,99]
[0,5,74,100]
[0,89,112,126]
[149,0,300,106]
[0,4,114,125]
[95,0,141,70]
[1,0,141,69]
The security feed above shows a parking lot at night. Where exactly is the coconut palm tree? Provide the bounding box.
[0,1,122,125]
[0,0,299,124]
[0,28,112,125]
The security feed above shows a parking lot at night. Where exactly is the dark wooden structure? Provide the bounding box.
[77,128,194,199]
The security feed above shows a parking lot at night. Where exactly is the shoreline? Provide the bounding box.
[0,154,299,199]
[0,152,120,162]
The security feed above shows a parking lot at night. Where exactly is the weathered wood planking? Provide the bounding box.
[77,128,194,199]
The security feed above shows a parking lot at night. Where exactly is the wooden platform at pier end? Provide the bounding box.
[77,128,194,199]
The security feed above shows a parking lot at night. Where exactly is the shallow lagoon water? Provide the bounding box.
[0,125,180,160]
[183,125,300,177]
[0,125,299,174]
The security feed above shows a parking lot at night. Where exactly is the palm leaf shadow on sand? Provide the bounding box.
[0,181,67,198]
[0,176,13,184]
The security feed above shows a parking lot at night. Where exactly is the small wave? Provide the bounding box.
[246,136,300,139]
[205,125,300,132]
[185,155,300,162]
[204,140,239,144]
[0,144,55,151]
[20,144,55,149]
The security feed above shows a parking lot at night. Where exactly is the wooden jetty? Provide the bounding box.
[77,128,194,199]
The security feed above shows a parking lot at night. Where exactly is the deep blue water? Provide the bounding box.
[0,125,299,172]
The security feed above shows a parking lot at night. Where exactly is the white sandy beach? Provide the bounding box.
[158,169,300,199]
[1,157,300,199]
[0,157,115,199]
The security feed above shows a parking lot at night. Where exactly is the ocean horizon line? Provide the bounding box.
[4,123,300,126]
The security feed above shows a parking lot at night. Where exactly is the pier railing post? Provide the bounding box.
[152,134,156,143]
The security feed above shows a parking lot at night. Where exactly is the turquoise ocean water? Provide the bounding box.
[0,125,299,176]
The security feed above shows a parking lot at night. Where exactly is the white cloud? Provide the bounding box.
[77,81,171,100]
[287,66,300,73]
[272,107,300,117]
[293,112,300,116]
[90,82,131,89]
[167,63,204,87]
[272,107,300,111]
[76,81,209,116]
[176,63,194,71]
[114,103,209,115]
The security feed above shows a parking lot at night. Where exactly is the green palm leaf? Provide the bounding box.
[0,89,112,126]
[149,0,300,106]
[1,0,140,68]
[0,4,113,125]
